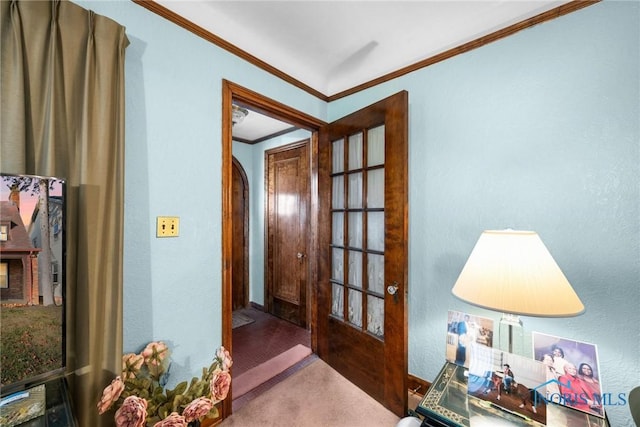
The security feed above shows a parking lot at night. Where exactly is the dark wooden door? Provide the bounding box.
[317,92,409,416]
[265,140,310,327]
[232,157,249,311]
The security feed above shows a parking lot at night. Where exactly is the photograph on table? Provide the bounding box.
[446,310,494,368]
[532,332,603,418]
[467,347,548,426]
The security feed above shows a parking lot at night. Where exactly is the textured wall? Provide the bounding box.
[75,1,638,425]
[329,2,639,425]
[74,0,324,391]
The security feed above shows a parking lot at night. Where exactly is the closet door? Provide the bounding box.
[266,140,310,327]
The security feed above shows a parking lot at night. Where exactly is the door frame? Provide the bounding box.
[221,80,326,417]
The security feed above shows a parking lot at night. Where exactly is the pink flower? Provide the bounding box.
[216,346,233,371]
[182,397,214,422]
[97,376,125,414]
[142,341,169,378]
[153,412,187,427]
[142,341,169,363]
[122,353,144,380]
[210,370,231,401]
[114,396,148,427]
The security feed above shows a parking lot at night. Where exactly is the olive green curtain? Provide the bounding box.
[1,1,128,425]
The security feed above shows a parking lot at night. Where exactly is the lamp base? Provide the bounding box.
[498,313,524,355]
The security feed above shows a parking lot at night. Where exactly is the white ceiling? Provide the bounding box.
[157,0,570,96]
[232,106,295,142]
[155,0,572,141]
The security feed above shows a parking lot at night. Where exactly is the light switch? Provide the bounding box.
[156,216,179,237]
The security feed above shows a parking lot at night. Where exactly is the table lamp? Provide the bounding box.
[451,229,584,354]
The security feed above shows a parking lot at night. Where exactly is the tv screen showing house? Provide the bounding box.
[0,174,66,396]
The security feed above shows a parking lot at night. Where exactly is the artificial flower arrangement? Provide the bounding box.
[97,341,233,427]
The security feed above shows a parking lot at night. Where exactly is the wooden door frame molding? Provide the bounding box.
[221,80,326,417]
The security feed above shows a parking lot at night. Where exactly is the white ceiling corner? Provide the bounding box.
[155,0,573,141]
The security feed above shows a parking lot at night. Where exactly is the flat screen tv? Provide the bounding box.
[0,173,67,397]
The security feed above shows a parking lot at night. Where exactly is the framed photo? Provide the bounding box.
[446,310,494,368]
[532,332,603,418]
[467,348,548,426]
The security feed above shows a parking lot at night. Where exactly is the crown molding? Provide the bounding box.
[132,0,599,102]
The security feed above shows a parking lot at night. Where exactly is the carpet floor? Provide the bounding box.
[221,358,401,427]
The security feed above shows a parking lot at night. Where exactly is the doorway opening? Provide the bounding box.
[222,82,409,419]
[221,80,326,416]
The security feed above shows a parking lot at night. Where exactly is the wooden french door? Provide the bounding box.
[265,140,310,327]
[317,91,409,416]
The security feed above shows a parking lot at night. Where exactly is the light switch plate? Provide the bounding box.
[156,216,179,237]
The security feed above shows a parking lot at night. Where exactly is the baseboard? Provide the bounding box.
[249,301,264,311]
[408,374,431,397]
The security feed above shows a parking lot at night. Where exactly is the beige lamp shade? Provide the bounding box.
[451,230,585,317]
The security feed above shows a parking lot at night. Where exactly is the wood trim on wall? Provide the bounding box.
[220,79,234,421]
[235,126,299,145]
[408,374,432,398]
[327,0,599,101]
[226,82,326,131]
[131,0,327,101]
[133,0,598,101]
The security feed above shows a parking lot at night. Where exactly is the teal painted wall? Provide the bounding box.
[77,1,638,425]
[73,0,325,391]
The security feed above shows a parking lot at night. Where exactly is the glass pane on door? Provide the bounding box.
[332,176,344,209]
[332,248,344,282]
[348,212,362,247]
[332,283,344,319]
[367,295,384,336]
[348,250,362,288]
[330,123,386,337]
[367,254,384,294]
[332,212,344,246]
[332,139,344,173]
[367,126,385,167]
[367,212,385,252]
[367,168,384,209]
[348,173,362,208]
[348,133,363,170]
[348,289,363,327]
